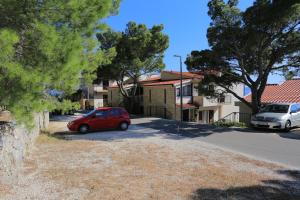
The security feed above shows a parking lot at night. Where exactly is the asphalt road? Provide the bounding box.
[132,117,300,169]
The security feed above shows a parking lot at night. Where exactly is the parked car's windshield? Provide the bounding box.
[260,104,289,113]
[83,110,96,117]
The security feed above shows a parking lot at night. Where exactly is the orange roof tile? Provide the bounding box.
[245,79,300,103]
[139,76,161,83]
[143,79,192,86]
[162,71,204,79]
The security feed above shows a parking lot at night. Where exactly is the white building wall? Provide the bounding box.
[176,97,192,104]
[195,83,244,123]
[219,83,244,119]
[94,99,104,108]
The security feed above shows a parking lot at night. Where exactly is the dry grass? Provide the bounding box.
[1,121,299,200]
[33,140,268,199]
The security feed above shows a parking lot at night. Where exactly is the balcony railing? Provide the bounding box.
[217,112,251,125]
[208,95,232,105]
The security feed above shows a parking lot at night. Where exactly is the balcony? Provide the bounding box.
[193,96,203,107]
[94,85,108,93]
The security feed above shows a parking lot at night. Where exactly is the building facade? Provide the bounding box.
[80,80,113,110]
[108,71,244,123]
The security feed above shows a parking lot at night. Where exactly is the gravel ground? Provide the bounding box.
[1,117,300,200]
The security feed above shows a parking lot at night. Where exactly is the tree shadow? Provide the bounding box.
[219,126,300,140]
[134,118,300,141]
[190,170,300,200]
[132,117,232,138]
[277,131,300,140]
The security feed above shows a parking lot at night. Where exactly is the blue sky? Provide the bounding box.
[104,0,284,84]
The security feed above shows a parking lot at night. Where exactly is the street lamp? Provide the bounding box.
[174,55,183,125]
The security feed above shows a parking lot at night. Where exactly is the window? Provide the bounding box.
[110,108,121,116]
[95,110,108,117]
[164,89,167,104]
[217,95,231,104]
[219,95,225,103]
[291,105,298,113]
[84,110,96,117]
[149,90,152,102]
[183,85,192,96]
[177,85,192,97]
[261,104,289,113]
[176,88,180,97]
[296,104,300,112]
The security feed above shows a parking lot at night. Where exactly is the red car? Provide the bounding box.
[67,107,131,133]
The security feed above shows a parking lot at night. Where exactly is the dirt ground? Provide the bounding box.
[1,120,300,200]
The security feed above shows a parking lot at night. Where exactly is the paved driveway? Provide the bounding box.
[132,117,300,169]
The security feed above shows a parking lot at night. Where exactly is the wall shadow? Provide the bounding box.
[190,170,300,200]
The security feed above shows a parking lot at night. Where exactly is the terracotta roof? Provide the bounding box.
[143,79,191,86]
[139,76,161,83]
[176,104,196,109]
[162,71,204,79]
[245,79,300,103]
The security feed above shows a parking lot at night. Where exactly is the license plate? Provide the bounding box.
[257,122,268,125]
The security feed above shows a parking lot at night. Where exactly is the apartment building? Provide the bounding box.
[108,71,244,123]
[80,79,113,110]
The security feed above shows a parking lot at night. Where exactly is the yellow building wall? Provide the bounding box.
[108,88,123,107]
[143,85,176,119]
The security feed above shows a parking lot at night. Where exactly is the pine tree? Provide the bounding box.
[0,0,120,126]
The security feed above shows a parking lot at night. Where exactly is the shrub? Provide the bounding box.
[213,121,247,128]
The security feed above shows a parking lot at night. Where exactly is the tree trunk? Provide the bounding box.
[250,87,261,114]
[128,78,139,114]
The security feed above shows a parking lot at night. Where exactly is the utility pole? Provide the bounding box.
[174,55,183,128]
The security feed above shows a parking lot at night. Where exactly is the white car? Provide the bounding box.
[251,103,300,131]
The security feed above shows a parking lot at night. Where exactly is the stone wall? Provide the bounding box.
[0,111,49,183]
